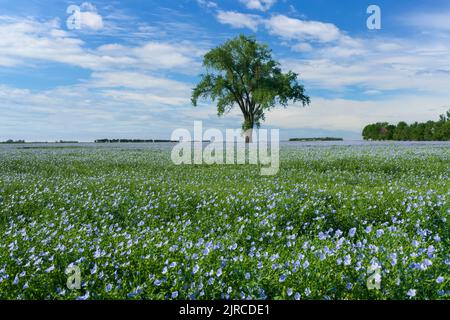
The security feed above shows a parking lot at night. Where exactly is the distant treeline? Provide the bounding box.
[95,139,177,143]
[1,140,79,144]
[1,139,25,144]
[289,137,343,142]
[362,110,450,141]
[58,140,78,143]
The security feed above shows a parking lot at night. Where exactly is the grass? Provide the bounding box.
[0,143,449,300]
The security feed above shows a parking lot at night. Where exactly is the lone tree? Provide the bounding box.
[191,35,310,142]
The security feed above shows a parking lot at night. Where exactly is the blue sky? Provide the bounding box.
[1,0,449,141]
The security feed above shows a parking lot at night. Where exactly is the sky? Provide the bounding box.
[0,0,449,141]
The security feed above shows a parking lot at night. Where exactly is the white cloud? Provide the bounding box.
[266,15,341,43]
[0,16,91,68]
[196,0,218,9]
[101,90,187,107]
[87,71,192,107]
[281,34,450,95]
[364,90,382,95]
[215,13,341,43]
[0,84,161,141]
[292,43,313,52]
[216,10,261,32]
[400,11,450,31]
[239,0,276,12]
[80,11,104,30]
[97,42,202,71]
[266,97,450,132]
[80,2,96,11]
[0,16,203,72]
[0,72,192,140]
[89,71,191,93]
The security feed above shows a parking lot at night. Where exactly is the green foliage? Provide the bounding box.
[362,110,450,141]
[192,35,310,130]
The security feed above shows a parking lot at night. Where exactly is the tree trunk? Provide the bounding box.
[243,115,254,143]
[244,129,253,143]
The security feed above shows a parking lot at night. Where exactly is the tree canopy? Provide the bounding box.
[191,35,310,137]
[362,110,450,141]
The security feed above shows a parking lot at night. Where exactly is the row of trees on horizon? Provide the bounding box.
[362,110,450,141]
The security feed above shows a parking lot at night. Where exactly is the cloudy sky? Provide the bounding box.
[1,0,449,141]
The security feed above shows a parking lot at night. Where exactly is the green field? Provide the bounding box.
[0,143,449,299]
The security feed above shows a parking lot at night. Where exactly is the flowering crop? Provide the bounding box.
[0,142,449,299]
